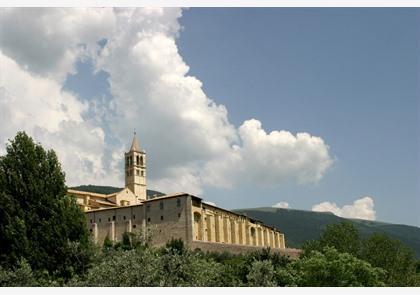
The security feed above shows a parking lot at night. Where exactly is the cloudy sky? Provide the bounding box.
[0,8,418,226]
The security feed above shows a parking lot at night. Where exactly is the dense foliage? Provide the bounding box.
[0,132,419,287]
[0,132,94,280]
[302,221,420,286]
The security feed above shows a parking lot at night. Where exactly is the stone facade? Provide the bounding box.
[69,187,137,211]
[85,193,286,251]
[71,133,289,254]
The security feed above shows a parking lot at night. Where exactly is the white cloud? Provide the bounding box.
[0,8,334,196]
[0,51,117,187]
[0,8,115,82]
[312,196,376,220]
[272,202,290,209]
[203,119,333,188]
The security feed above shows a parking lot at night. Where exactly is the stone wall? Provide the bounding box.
[85,194,191,246]
[190,241,301,259]
[85,193,288,255]
[191,200,285,250]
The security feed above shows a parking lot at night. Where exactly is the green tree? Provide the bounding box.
[360,233,418,286]
[0,259,37,287]
[246,260,276,287]
[292,246,386,287]
[0,132,93,279]
[302,222,361,257]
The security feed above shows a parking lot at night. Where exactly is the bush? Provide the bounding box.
[246,260,276,287]
[0,259,37,287]
[292,246,386,286]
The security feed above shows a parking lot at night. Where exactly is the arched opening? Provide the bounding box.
[238,221,243,244]
[214,214,220,242]
[223,217,228,243]
[230,219,236,244]
[136,155,140,165]
[140,156,144,166]
[263,229,268,246]
[206,215,212,242]
[193,212,202,241]
[250,227,256,246]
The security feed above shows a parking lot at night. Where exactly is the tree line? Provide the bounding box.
[0,132,419,287]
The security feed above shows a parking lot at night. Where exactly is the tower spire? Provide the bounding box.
[130,130,140,151]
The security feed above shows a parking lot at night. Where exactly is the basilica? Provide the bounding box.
[68,134,291,255]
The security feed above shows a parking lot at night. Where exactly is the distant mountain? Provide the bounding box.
[234,207,420,258]
[69,185,165,199]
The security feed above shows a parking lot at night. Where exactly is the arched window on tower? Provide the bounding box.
[136,155,140,165]
[140,156,144,166]
[130,156,133,166]
[126,157,129,166]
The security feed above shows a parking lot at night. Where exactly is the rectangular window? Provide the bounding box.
[123,216,126,220]
[160,202,164,210]
[178,213,181,218]
[177,198,181,207]
[133,224,136,229]
[141,170,144,177]
[160,215,164,221]
[108,217,110,222]
[133,214,136,219]
[147,217,151,223]
[136,170,139,176]
[112,215,116,221]
[90,219,92,223]
[99,218,101,223]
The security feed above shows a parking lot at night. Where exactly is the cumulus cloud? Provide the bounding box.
[203,119,333,188]
[0,8,334,195]
[312,197,376,220]
[272,202,290,209]
[0,51,118,186]
[0,8,115,82]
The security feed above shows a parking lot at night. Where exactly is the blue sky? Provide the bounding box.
[175,8,419,226]
[0,8,418,227]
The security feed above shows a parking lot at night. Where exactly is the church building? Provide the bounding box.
[68,134,291,254]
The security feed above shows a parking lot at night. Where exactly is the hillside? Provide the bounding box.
[234,207,420,258]
[69,185,165,199]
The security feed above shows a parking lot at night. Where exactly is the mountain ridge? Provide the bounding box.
[233,207,420,258]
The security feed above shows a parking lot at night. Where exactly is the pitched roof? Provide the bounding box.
[130,132,140,151]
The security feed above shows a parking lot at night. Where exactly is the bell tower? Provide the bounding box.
[125,132,147,202]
